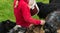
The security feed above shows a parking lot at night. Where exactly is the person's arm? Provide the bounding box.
[14,0,18,8]
[29,0,39,15]
[21,4,41,25]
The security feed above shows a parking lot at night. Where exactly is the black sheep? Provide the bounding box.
[43,11,60,33]
[37,2,57,19]
[0,20,16,33]
[50,0,60,10]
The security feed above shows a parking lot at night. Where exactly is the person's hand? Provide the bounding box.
[29,24,34,28]
[40,20,45,25]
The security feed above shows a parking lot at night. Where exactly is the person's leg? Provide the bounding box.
[8,25,27,33]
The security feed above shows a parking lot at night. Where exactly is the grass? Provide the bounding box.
[36,0,49,4]
[0,0,15,22]
[0,0,49,22]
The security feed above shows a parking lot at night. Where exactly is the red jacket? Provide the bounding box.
[14,0,41,28]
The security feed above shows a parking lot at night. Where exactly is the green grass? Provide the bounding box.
[36,0,49,4]
[0,0,15,22]
[0,0,49,22]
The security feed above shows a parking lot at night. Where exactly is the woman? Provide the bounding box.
[13,0,45,33]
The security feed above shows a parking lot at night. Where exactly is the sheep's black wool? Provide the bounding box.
[0,20,16,33]
[37,2,57,19]
[43,11,60,33]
